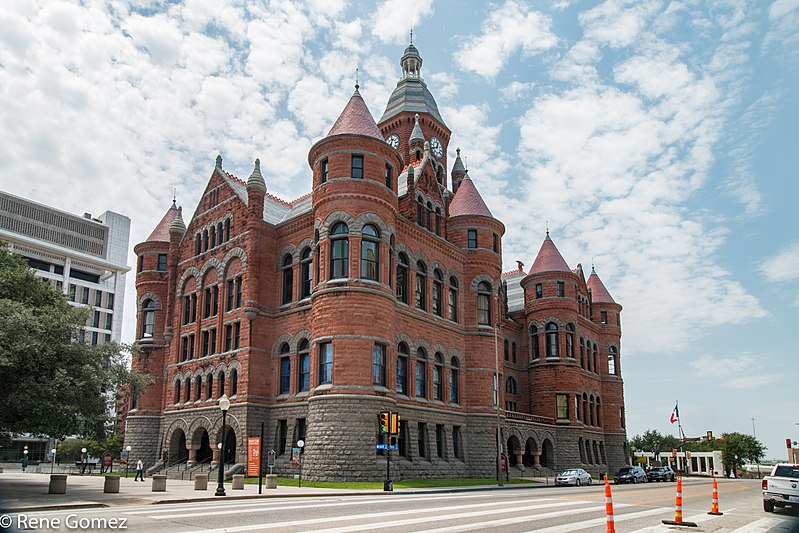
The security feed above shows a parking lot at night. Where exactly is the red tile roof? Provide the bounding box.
[146,204,180,243]
[449,177,492,217]
[328,90,384,140]
[587,269,616,303]
[529,235,570,274]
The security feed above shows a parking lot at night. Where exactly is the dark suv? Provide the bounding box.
[647,466,676,482]
[614,466,648,484]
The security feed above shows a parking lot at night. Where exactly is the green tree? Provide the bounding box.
[629,430,681,456]
[0,243,148,440]
[717,432,765,475]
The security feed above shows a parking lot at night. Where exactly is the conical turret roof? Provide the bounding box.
[529,234,570,274]
[328,87,384,140]
[448,172,492,217]
[587,267,616,303]
[168,206,186,235]
[452,147,465,173]
[146,202,181,243]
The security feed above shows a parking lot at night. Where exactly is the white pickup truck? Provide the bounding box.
[762,463,799,512]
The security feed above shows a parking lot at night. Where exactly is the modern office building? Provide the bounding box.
[125,42,626,481]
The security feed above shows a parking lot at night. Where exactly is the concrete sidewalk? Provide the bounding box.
[0,471,384,513]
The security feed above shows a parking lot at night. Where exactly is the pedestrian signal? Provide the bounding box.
[389,412,400,435]
[379,412,390,433]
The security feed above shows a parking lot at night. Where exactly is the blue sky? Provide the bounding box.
[0,0,797,458]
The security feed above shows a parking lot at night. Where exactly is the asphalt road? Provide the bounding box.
[3,477,798,532]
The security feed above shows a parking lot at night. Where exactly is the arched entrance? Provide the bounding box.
[169,429,188,464]
[541,438,555,469]
[222,427,237,464]
[506,436,522,466]
[196,429,212,463]
[523,438,539,467]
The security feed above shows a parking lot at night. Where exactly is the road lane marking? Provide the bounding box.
[517,507,673,533]
[730,517,788,532]
[175,500,597,533]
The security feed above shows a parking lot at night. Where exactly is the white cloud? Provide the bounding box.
[453,0,557,79]
[429,72,458,102]
[579,0,660,48]
[761,242,799,283]
[370,0,434,44]
[499,81,534,105]
[689,354,781,390]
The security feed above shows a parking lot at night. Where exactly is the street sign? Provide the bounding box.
[376,444,398,450]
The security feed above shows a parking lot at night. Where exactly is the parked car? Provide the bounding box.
[647,466,676,482]
[614,466,648,484]
[555,468,593,486]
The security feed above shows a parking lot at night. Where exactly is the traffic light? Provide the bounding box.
[389,413,400,435]
[686,451,691,459]
[707,431,713,441]
[672,449,677,457]
[788,438,793,449]
[379,412,389,433]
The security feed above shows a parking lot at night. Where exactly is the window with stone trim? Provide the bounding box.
[298,340,310,392]
[417,422,427,459]
[174,380,181,404]
[449,357,460,404]
[415,261,427,310]
[300,247,312,298]
[432,270,443,316]
[608,346,618,375]
[504,339,509,361]
[329,223,349,279]
[545,322,559,357]
[385,164,392,188]
[321,158,328,183]
[448,277,458,322]
[557,281,565,297]
[318,342,333,385]
[433,353,443,401]
[467,229,477,248]
[396,253,408,303]
[566,324,575,358]
[396,343,409,395]
[279,343,291,395]
[477,281,492,325]
[452,426,463,460]
[557,394,569,420]
[593,342,599,373]
[535,283,542,299]
[415,348,427,398]
[580,337,585,368]
[206,374,213,399]
[436,424,445,458]
[230,369,238,396]
[530,325,539,359]
[360,225,380,281]
[351,155,363,179]
[282,254,293,305]
[141,299,156,338]
[157,253,167,272]
[372,344,386,386]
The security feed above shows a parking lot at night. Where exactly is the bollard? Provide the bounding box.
[194,473,208,491]
[265,474,277,489]
[103,475,120,494]
[232,474,245,490]
[604,475,615,533]
[662,476,697,527]
[48,474,68,494]
[708,475,723,515]
[151,474,167,492]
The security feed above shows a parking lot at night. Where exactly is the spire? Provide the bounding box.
[452,147,465,173]
[528,233,570,274]
[328,87,384,140]
[145,202,181,243]
[587,266,616,303]
[449,170,492,217]
[401,39,422,79]
[246,158,266,194]
[409,113,424,143]
[379,41,446,125]
[168,206,186,236]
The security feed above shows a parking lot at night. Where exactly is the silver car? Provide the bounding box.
[555,468,593,486]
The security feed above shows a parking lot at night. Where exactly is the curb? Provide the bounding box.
[0,502,109,513]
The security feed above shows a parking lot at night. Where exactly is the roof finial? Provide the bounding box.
[592,258,596,273]
[215,154,223,168]
[546,220,549,237]
[355,67,359,91]
[172,188,177,207]
[410,24,413,44]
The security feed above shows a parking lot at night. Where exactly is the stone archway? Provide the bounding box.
[196,429,212,464]
[524,437,540,467]
[541,438,555,469]
[506,435,522,467]
[223,427,237,465]
[169,428,188,464]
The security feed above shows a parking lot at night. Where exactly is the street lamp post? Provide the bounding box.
[125,446,132,478]
[752,418,761,478]
[215,394,230,497]
[81,447,88,475]
[22,449,28,473]
[50,448,56,474]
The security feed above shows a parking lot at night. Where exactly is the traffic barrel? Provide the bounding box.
[662,476,697,527]
[708,475,723,515]
[604,475,615,533]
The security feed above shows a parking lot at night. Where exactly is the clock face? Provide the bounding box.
[430,136,443,158]
[386,133,400,150]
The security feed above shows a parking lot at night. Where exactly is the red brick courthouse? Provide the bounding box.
[125,43,627,481]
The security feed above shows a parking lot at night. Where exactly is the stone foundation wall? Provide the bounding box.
[123,415,161,469]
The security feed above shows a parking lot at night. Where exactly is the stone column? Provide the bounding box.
[532,451,541,467]
[211,447,220,466]
[514,451,524,469]
[187,445,198,466]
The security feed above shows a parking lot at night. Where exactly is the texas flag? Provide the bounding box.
[670,402,679,424]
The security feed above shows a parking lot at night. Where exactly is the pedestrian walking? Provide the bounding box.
[134,459,144,481]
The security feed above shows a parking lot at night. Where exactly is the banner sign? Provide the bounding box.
[102,452,113,468]
[247,437,261,477]
[291,447,301,467]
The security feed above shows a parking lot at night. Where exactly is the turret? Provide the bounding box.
[451,147,466,194]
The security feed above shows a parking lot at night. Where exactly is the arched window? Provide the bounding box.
[432,270,443,316]
[589,395,595,425]
[141,299,156,338]
[504,339,509,361]
[396,342,409,395]
[206,374,213,400]
[477,282,492,325]
[300,247,312,298]
[448,277,458,322]
[298,340,310,392]
[174,379,182,404]
[505,376,518,394]
[279,343,290,395]
[415,348,427,398]
[203,229,209,252]
[195,377,202,400]
[593,343,599,373]
[435,207,441,235]
[433,353,444,401]
[566,324,575,358]
[196,234,202,255]
[218,371,225,397]
[449,357,460,404]
[596,397,602,427]
[184,377,191,402]
[425,202,432,229]
[360,225,380,281]
[230,369,238,396]
[329,223,349,279]
[396,253,408,303]
[608,346,618,375]
[224,218,231,241]
[209,226,216,248]
[582,393,588,424]
[530,325,539,359]
[580,338,585,368]
[415,261,427,310]
[281,254,293,305]
[546,322,559,357]
[217,222,223,243]
[416,197,424,225]
[512,342,517,363]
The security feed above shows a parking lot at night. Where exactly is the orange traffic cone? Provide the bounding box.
[708,475,723,515]
[604,475,615,533]
[662,476,698,527]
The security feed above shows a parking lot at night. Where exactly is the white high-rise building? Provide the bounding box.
[0,190,130,344]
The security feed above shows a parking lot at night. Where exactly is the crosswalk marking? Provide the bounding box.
[177,500,596,533]
[518,508,671,533]
[729,517,787,533]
